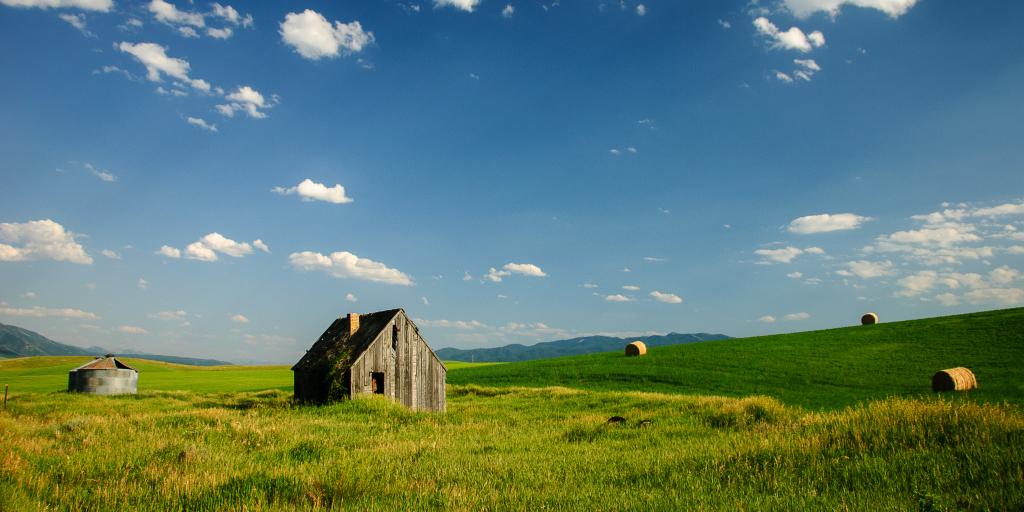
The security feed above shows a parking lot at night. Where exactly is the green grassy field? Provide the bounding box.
[3,387,1023,510]
[1,309,1022,510]
[450,308,1024,409]
[0,357,503,397]
[0,356,292,395]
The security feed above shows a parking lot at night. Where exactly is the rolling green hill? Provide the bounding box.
[435,332,731,362]
[0,323,93,358]
[448,307,1024,409]
[0,323,232,366]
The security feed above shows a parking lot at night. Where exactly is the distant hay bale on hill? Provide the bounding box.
[861,312,879,325]
[932,367,977,392]
[625,341,647,357]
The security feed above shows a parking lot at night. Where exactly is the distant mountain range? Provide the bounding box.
[435,332,731,363]
[0,323,232,366]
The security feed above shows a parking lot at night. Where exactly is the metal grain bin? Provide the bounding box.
[68,356,138,395]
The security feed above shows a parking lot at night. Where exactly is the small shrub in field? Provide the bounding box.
[706,396,794,429]
[447,384,516,398]
[288,441,324,463]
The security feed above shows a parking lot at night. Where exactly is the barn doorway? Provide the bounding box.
[371,372,385,394]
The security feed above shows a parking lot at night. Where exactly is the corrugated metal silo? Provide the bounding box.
[68,355,139,395]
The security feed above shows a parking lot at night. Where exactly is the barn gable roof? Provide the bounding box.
[291,308,402,372]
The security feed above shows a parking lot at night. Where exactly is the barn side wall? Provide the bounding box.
[349,328,396,400]
[349,312,446,412]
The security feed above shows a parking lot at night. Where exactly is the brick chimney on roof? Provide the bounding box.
[347,313,360,335]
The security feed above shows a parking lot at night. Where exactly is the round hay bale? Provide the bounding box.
[861,312,879,325]
[932,367,977,392]
[625,341,647,357]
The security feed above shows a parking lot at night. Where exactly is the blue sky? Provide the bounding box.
[1,0,1022,363]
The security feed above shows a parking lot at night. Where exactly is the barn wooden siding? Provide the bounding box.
[347,311,447,412]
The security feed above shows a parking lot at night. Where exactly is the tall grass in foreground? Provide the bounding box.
[2,387,1022,511]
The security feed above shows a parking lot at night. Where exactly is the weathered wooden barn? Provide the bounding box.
[292,309,446,412]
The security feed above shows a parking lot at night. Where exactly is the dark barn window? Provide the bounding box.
[371,372,385,394]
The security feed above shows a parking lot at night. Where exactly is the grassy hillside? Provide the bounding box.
[0,357,291,395]
[448,308,1024,409]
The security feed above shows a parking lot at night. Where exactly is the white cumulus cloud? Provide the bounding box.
[0,219,92,264]
[117,41,211,92]
[415,318,486,329]
[973,202,1024,217]
[895,271,937,297]
[185,233,253,261]
[604,294,634,302]
[989,266,1020,285]
[503,262,546,277]
[753,17,824,53]
[0,0,111,11]
[161,233,262,262]
[784,312,810,321]
[216,85,274,119]
[788,213,869,234]
[755,246,804,264]
[758,315,777,323]
[289,251,413,286]
[115,325,148,334]
[156,245,181,258]
[434,0,480,12]
[231,314,249,323]
[149,309,186,321]
[838,260,894,279]
[650,291,683,304]
[485,263,546,282]
[964,287,1024,306]
[186,116,217,131]
[280,9,374,60]
[272,178,353,204]
[210,3,253,27]
[0,306,98,319]
[783,0,920,19]
[149,0,203,28]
